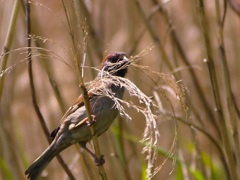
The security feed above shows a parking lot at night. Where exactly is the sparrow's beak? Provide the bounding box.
[123,56,128,61]
[122,55,130,66]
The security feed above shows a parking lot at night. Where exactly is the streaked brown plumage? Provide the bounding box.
[25,52,129,179]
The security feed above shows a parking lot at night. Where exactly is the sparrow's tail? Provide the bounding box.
[25,143,59,180]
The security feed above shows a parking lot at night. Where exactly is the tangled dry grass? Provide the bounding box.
[1,0,240,180]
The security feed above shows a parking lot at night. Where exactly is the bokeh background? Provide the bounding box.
[1,0,240,179]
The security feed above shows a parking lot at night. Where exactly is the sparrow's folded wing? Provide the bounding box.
[50,92,94,139]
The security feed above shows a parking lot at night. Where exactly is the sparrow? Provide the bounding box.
[25,52,129,179]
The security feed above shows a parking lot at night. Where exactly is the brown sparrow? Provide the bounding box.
[25,52,129,179]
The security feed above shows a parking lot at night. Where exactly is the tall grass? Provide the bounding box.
[0,0,239,179]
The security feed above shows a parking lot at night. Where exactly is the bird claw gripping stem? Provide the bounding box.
[86,115,96,126]
[94,155,105,166]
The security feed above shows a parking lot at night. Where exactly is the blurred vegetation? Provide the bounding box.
[0,0,240,179]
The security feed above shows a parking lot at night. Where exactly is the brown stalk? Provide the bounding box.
[25,1,75,179]
[72,0,107,179]
[215,0,240,177]
[133,0,173,70]
[150,0,219,134]
[0,0,20,101]
[197,0,237,178]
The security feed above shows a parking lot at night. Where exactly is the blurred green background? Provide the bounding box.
[0,0,240,179]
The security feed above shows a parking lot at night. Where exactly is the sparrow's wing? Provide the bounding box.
[50,91,94,139]
[60,95,84,123]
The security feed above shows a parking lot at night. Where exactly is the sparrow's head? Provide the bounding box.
[100,52,129,77]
